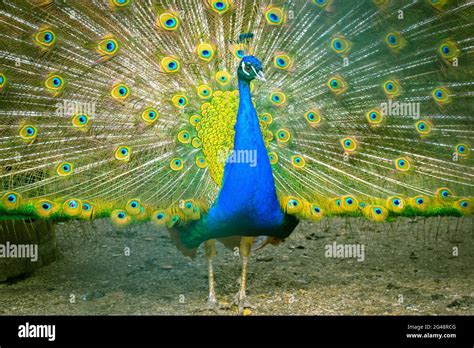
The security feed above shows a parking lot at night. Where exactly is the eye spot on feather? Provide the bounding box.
[305,109,321,127]
[111,83,130,101]
[327,75,347,95]
[115,146,131,162]
[34,28,57,49]
[209,0,232,14]
[291,155,305,169]
[265,7,285,25]
[273,53,292,70]
[157,13,180,31]
[172,94,188,108]
[432,87,450,104]
[0,72,6,89]
[45,74,65,95]
[341,137,357,152]
[312,0,332,8]
[19,124,38,143]
[196,43,215,61]
[260,112,273,125]
[385,32,405,51]
[394,157,411,172]
[269,91,286,106]
[268,151,279,165]
[97,36,120,58]
[110,0,131,9]
[438,40,459,62]
[141,107,159,125]
[436,187,453,199]
[386,196,405,212]
[383,79,401,98]
[330,36,351,54]
[195,155,207,168]
[56,161,73,176]
[2,192,21,210]
[454,143,469,157]
[215,71,231,85]
[177,130,191,144]
[197,84,213,99]
[415,120,432,136]
[161,56,180,73]
[275,129,291,143]
[170,157,184,170]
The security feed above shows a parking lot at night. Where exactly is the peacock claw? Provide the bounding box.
[200,298,225,314]
[231,293,256,315]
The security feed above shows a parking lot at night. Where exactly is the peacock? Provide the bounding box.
[0,0,472,314]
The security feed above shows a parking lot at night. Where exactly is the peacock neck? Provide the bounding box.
[234,79,261,150]
[205,76,284,235]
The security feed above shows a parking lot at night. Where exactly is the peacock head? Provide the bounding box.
[238,56,266,83]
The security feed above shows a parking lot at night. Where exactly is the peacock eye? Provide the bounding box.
[7,194,16,202]
[416,198,424,204]
[161,56,180,73]
[106,41,115,52]
[45,74,65,93]
[170,157,184,170]
[328,75,347,94]
[265,7,284,25]
[34,28,57,48]
[341,137,357,152]
[172,94,188,108]
[157,13,180,31]
[83,203,91,211]
[44,32,53,43]
[111,83,130,100]
[291,155,305,169]
[383,79,401,97]
[97,36,120,57]
[115,146,131,161]
[432,87,450,103]
[177,130,191,144]
[394,157,411,171]
[269,91,286,106]
[276,129,291,143]
[57,161,73,176]
[374,208,382,215]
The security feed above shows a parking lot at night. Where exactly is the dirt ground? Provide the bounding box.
[0,217,472,315]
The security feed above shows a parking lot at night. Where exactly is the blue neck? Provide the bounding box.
[206,78,284,233]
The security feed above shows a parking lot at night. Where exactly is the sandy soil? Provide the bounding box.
[0,217,472,315]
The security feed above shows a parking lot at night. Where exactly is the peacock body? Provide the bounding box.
[0,0,473,313]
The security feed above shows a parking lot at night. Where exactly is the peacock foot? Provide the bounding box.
[230,292,256,315]
[199,297,225,314]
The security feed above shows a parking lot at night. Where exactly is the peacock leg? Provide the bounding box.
[203,239,222,313]
[232,236,256,314]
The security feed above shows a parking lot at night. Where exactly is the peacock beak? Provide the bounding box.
[250,65,266,82]
[256,70,266,82]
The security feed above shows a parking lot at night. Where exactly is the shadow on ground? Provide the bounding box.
[0,217,472,315]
